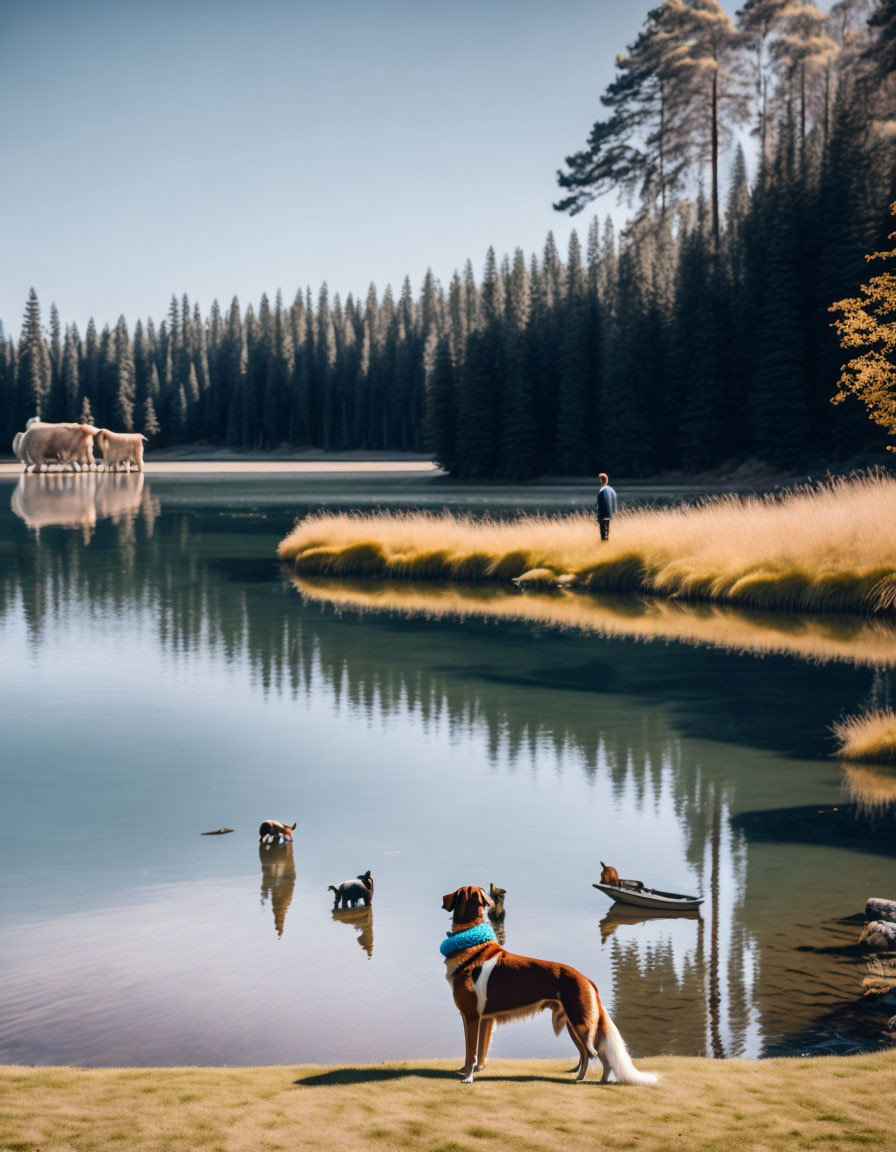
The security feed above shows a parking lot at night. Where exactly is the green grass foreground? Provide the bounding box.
[3,1054,896,1152]
[278,473,896,615]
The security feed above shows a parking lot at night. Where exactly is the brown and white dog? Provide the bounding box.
[442,885,658,1086]
[258,819,296,844]
[600,862,620,887]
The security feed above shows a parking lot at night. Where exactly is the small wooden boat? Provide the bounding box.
[593,878,703,911]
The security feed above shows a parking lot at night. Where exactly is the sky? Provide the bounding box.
[0,0,826,336]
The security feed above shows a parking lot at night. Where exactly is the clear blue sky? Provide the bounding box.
[0,0,822,335]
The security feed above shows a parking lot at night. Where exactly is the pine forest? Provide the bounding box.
[4,0,896,479]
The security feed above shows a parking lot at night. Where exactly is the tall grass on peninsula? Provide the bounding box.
[832,709,896,764]
[292,577,896,669]
[278,472,896,615]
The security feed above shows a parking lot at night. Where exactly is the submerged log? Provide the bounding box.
[201,828,235,836]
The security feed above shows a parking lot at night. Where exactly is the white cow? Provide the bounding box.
[95,429,147,471]
[18,421,99,472]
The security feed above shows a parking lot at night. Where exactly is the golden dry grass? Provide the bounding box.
[293,577,896,668]
[833,709,896,764]
[278,472,896,615]
[2,1055,895,1152]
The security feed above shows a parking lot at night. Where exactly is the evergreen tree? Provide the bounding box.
[555,231,593,472]
[114,315,136,431]
[62,325,81,420]
[83,319,100,423]
[499,248,539,478]
[46,302,64,420]
[143,395,160,438]
[17,288,51,419]
[424,334,457,472]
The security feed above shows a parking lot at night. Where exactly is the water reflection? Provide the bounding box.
[2,483,894,1061]
[330,907,374,958]
[258,843,296,938]
[292,577,896,669]
[11,473,155,540]
[599,906,702,945]
[841,761,896,814]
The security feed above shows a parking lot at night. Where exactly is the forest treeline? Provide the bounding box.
[3,0,896,478]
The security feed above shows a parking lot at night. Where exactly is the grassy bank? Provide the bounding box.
[2,1054,895,1152]
[833,709,896,764]
[278,473,896,615]
[293,577,896,668]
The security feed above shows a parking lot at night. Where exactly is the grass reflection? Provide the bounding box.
[291,577,896,669]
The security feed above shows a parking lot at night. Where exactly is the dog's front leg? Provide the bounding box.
[460,1015,480,1083]
[474,1018,494,1072]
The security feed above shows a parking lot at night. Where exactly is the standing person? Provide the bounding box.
[595,473,617,541]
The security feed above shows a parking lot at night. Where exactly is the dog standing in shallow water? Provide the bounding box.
[441,884,658,1085]
[258,820,296,844]
[329,870,373,909]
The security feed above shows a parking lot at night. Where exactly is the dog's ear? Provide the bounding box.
[442,890,458,912]
[479,886,495,909]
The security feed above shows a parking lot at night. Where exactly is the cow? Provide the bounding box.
[18,421,99,472]
[95,429,147,472]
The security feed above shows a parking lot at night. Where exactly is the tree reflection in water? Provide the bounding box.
[4,491,894,1057]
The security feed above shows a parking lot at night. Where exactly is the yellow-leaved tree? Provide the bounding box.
[830,202,896,450]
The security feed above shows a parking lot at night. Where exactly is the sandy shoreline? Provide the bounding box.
[0,460,443,478]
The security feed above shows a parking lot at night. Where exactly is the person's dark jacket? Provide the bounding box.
[596,484,617,519]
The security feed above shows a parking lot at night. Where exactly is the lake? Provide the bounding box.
[1,471,894,1067]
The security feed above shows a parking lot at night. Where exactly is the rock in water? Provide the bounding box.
[201,828,235,836]
[859,920,896,951]
[866,898,896,924]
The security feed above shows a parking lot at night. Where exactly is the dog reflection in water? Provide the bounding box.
[258,842,296,938]
[331,906,374,958]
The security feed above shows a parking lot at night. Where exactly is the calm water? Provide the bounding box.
[1,471,894,1067]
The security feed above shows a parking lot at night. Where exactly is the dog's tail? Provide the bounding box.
[597,1003,658,1085]
[327,885,339,894]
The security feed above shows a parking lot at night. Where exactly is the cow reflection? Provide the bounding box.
[331,906,374,958]
[11,472,147,539]
[259,843,296,938]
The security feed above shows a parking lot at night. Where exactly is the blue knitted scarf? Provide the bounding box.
[440,922,496,958]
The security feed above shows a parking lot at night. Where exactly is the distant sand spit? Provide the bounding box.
[0,460,441,477]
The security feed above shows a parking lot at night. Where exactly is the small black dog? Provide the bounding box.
[328,870,373,909]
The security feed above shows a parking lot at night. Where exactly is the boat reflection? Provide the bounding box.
[11,473,153,540]
[330,906,374,958]
[258,843,295,938]
[291,577,896,669]
[599,905,702,945]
